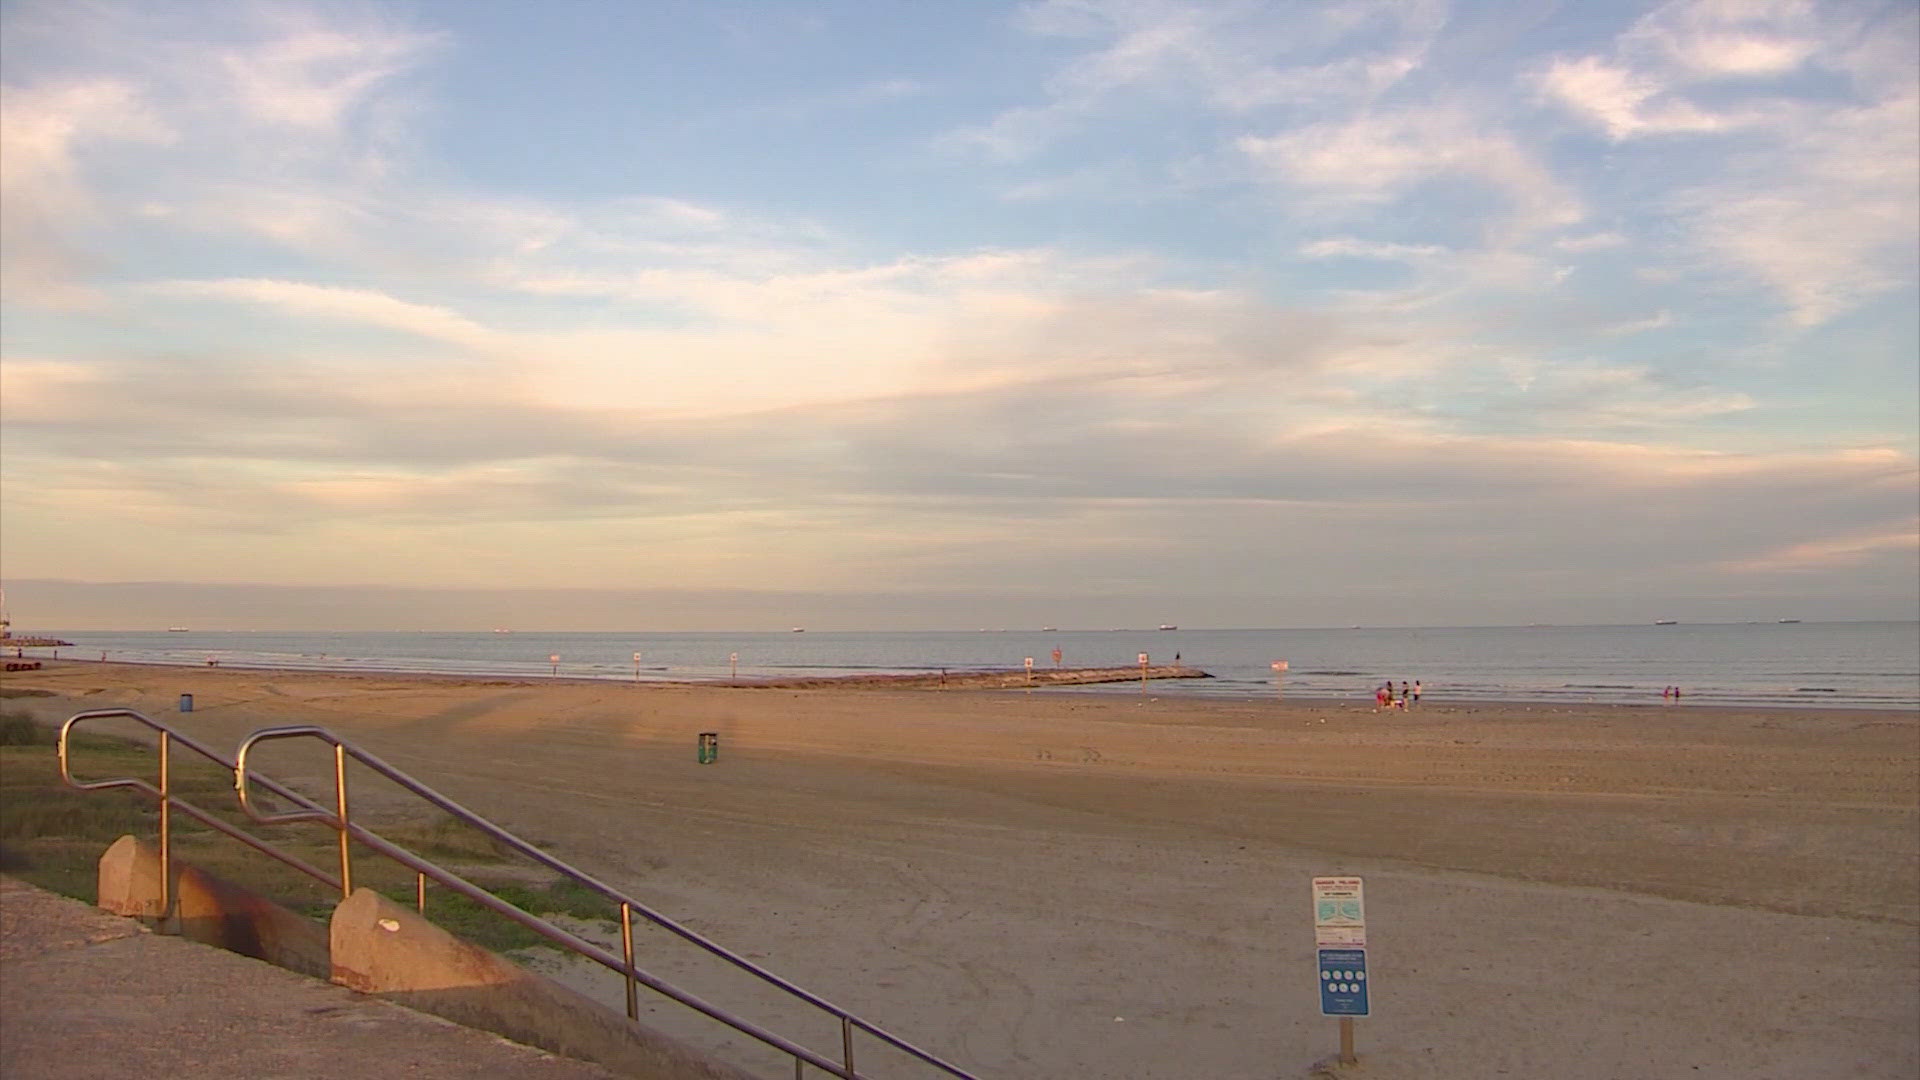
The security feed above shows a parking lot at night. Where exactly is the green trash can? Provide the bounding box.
[697,732,718,764]
[179,693,194,712]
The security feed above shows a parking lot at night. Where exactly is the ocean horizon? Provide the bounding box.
[21,621,1918,711]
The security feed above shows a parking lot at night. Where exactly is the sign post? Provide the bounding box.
[1024,656,1034,691]
[1312,876,1368,1066]
[1272,659,1289,696]
[1139,652,1149,693]
[633,651,642,682]
[1051,646,1062,668]
[550,654,560,676]
[730,652,739,681]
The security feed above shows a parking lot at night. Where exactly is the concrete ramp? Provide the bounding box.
[96,834,330,979]
[332,887,763,1080]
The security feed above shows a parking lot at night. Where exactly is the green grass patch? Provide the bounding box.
[372,877,620,954]
[2,741,620,956]
[379,812,512,864]
[0,710,50,746]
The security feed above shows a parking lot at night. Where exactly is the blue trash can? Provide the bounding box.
[179,693,193,712]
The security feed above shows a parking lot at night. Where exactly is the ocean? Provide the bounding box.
[27,622,1919,710]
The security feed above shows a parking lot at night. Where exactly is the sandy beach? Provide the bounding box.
[6,660,1916,1079]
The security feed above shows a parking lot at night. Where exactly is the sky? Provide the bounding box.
[1,0,1916,631]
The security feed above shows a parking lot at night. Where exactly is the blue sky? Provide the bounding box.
[2,0,1915,630]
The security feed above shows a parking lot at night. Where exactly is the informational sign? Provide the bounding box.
[1138,653,1149,665]
[1272,660,1289,672]
[1025,657,1034,670]
[1312,876,1365,946]
[1317,949,1369,1016]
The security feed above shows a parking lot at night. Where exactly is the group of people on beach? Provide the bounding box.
[1375,680,1420,709]
[1661,685,1683,702]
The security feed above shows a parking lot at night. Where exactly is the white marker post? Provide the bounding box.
[1312,876,1368,1066]
[1024,656,1034,691]
[633,651,642,682]
[1139,652,1149,693]
[730,652,739,681]
[550,653,560,676]
[1272,659,1289,697]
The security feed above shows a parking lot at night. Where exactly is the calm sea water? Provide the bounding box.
[32,622,1919,710]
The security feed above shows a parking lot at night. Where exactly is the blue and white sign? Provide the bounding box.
[1318,949,1369,1016]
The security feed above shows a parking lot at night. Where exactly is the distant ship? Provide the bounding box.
[491,628,512,634]
[791,627,805,633]
[1041,627,1057,632]
[1653,619,1678,625]
[1777,618,1801,624]
[1157,624,1178,631]
[167,626,190,632]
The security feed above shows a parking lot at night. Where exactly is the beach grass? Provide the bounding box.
[0,715,617,955]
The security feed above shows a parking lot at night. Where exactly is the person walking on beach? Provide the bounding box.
[1376,682,1391,709]
[1412,680,1422,706]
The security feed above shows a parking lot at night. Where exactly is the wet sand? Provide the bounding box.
[7,661,1917,1079]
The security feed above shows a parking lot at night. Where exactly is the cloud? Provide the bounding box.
[1679,87,1918,326]
[1720,519,1920,574]
[1299,238,1446,261]
[1554,231,1627,253]
[1239,106,1582,239]
[215,10,443,133]
[948,0,1442,160]
[1536,0,1824,140]
[153,278,496,349]
[1603,310,1673,335]
[1534,0,1919,325]
[1536,55,1741,139]
[0,78,171,307]
[1626,0,1821,78]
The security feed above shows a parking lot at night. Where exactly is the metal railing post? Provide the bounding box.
[843,1016,855,1078]
[622,902,638,1021]
[416,872,426,914]
[157,729,172,919]
[334,742,352,898]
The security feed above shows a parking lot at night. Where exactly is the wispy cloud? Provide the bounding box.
[1535,0,1918,325]
[153,278,496,349]
[0,78,170,307]
[1240,105,1583,240]
[1299,237,1446,261]
[948,0,1442,160]
[1720,519,1920,574]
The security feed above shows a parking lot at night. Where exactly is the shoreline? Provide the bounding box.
[10,656,1917,712]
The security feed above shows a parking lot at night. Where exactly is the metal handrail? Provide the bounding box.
[57,709,345,916]
[234,724,979,1080]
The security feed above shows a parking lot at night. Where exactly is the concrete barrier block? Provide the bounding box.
[330,888,761,1080]
[96,834,332,979]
